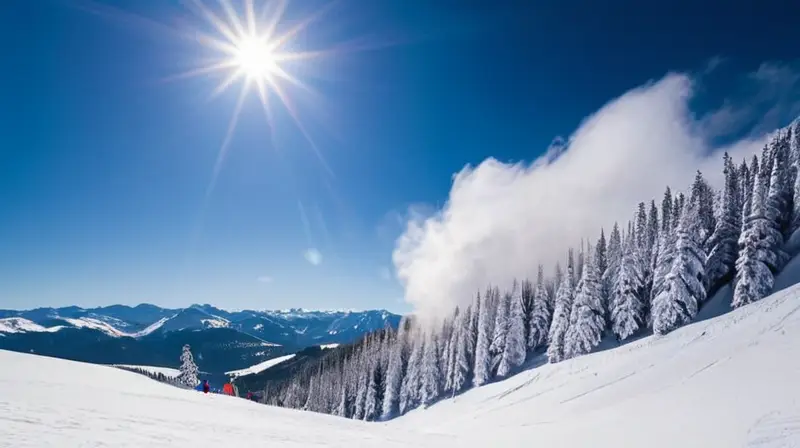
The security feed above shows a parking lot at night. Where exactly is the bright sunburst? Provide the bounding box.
[173,0,334,196]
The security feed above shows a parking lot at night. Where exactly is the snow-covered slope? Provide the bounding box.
[225,353,297,377]
[5,283,800,446]
[0,350,429,447]
[0,318,63,334]
[393,282,800,447]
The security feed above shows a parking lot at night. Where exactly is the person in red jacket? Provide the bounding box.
[202,380,210,394]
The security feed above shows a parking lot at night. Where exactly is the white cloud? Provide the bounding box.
[393,66,799,320]
[257,276,273,283]
[304,248,323,266]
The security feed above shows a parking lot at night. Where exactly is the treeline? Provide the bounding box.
[262,121,800,421]
[113,365,187,388]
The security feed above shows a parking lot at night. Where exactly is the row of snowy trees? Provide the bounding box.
[261,122,800,421]
[114,344,201,389]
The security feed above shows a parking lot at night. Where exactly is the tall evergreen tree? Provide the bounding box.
[706,153,742,294]
[420,332,441,406]
[547,256,576,363]
[489,287,511,375]
[528,265,552,350]
[652,200,706,335]
[473,290,492,386]
[452,304,474,395]
[734,142,788,308]
[399,331,422,414]
[382,317,409,419]
[564,248,605,358]
[611,227,645,340]
[498,282,526,377]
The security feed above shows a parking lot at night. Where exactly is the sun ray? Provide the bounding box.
[267,78,335,177]
[205,79,250,199]
[218,0,247,39]
[160,59,238,84]
[208,68,245,99]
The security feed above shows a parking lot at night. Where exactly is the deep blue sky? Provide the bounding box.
[1,0,797,312]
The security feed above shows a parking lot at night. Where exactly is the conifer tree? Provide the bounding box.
[547,255,576,363]
[611,227,645,340]
[528,265,552,350]
[179,344,200,388]
[706,153,742,294]
[652,200,706,335]
[565,248,605,358]
[498,282,526,377]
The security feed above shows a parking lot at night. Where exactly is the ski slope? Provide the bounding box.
[0,350,434,448]
[3,282,800,446]
[225,353,297,378]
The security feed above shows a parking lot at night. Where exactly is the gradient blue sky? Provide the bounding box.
[1,0,798,312]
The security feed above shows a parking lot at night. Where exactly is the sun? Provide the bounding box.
[168,0,336,197]
[233,36,278,81]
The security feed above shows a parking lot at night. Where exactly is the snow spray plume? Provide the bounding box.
[394,66,800,321]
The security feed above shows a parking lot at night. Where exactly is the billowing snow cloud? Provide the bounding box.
[304,248,323,266]
[393,66,800,319]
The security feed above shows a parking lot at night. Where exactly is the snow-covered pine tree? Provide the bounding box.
[399,329,423,414]
[734,143,788,308]
[547,255,576,363]
[706,152,742,295]
[766,132,792,241]
[420,331,441,406]
[610,225,644,340]
[442,308,459,394]
[382,316,409,419]
[652,199,706,335]
[564,247,605,358]
[520,279,534,345]
[602,223,623,311]
[528,265,552,351]
[690,170,716,247]
[596,228,608,279]
[489,287,510,375]
[498,281,526,377]
[452,303,474,395]
[473,289,492,386]
[178,344,200,388]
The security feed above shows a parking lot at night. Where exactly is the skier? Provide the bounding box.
[246,391,253,401]
[202,380,210,394]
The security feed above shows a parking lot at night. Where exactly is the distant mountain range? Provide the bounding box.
[0,304,401,374]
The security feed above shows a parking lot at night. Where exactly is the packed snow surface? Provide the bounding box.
[3,283,800,446]
[225,353,296,377]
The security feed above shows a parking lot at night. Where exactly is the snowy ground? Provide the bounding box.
[225,353,297,377]
[3,281,800,446]
[0,350,436,448]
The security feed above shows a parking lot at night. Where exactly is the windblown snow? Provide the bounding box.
[3,283,800,446]
[225,353,297,378]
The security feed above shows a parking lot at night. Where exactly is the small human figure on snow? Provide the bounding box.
[202,380,210,394]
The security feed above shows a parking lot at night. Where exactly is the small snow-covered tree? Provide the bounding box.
[652,200,706,335]
[564,248,605,358]
[382,317,409,419]
[489,287,510,374]
[179,344,200,388]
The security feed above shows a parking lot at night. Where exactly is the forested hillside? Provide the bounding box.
[257,122,800,421]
